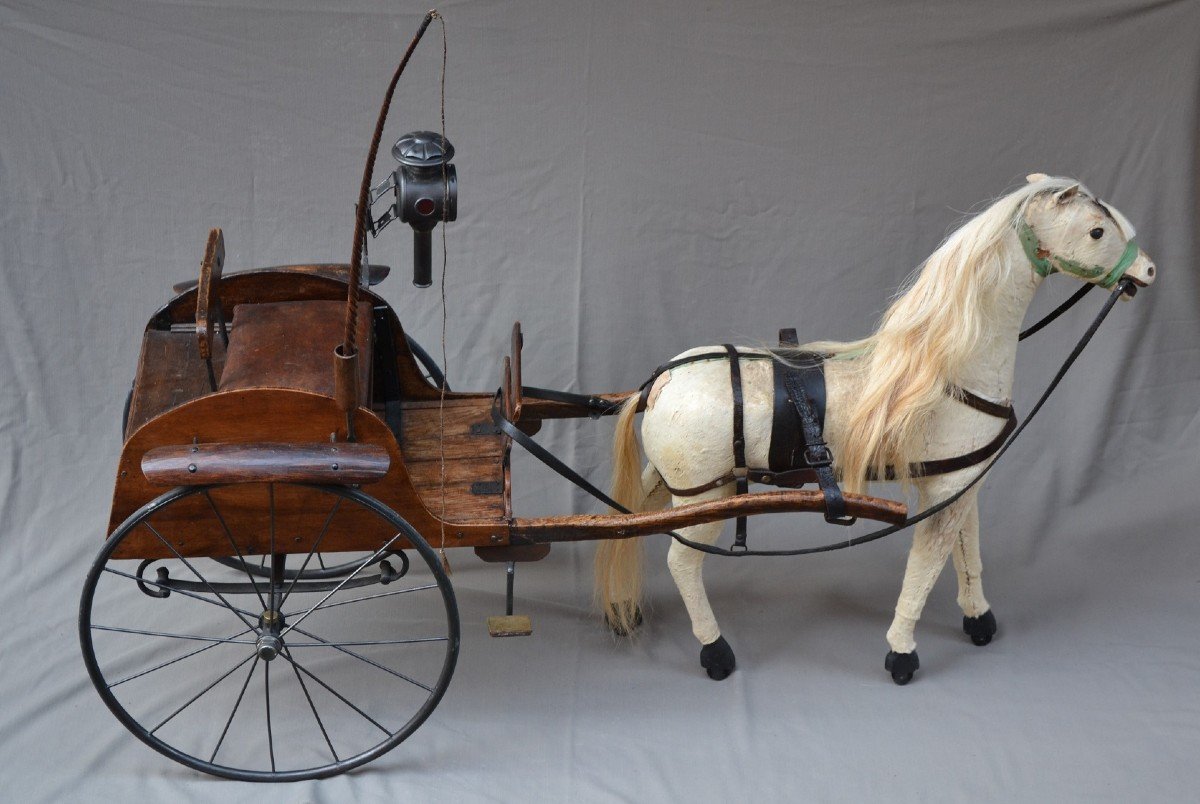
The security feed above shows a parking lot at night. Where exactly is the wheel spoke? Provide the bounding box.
[284,583,438,617]
[210,656,258,763]
[92,624,256,644]
[284,646,339,762]
[265,660,276,772]
[279,652,391,737]
[268,483,276,558]
[141,522,260,633]
[287,623,434,693]
[103,566,262,622]
[278,498,343,610]
[109,626,256,688]
[287,637,447,648]
[280,531,407,638]
[150,652,256,735]
[203,490,268,611]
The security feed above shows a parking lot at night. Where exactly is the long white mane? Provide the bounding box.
[802,176,1083,493]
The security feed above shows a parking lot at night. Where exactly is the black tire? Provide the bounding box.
[80,483,459,782]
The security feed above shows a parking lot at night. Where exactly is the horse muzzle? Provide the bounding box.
[1118,248,1156,299]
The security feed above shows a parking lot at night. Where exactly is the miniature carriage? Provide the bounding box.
[83,13,1153,780]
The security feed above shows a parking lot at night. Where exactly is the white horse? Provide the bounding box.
[595,174,1156,683]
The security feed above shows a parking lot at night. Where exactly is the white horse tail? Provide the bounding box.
[595,395,660,635]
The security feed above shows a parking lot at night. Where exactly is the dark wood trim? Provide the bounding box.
[172,263,391,295]
[195,228,225,362]
[142,442,390,486]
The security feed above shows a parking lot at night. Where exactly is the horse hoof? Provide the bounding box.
[606,605,643,637]
[700,636,736,680]
[885,650,919,685]
[962,609,997,646]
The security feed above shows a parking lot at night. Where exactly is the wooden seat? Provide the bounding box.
[218,300,372,401]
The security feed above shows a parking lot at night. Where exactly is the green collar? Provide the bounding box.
[1017,220,1138,289]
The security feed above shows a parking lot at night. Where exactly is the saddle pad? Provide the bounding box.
[768,351,827,474]
[219,300,373,401]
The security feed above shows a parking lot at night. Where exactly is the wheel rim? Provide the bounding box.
[79,484,459,782]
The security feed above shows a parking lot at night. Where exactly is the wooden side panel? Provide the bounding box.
[399,398,509,524]
[127,330,224,436]
[108,389,511,559]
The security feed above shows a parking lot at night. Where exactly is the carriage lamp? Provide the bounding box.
[367,130,458,288]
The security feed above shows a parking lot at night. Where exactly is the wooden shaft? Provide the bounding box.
[511,489,908,543]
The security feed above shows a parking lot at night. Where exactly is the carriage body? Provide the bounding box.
[111,254,518,562]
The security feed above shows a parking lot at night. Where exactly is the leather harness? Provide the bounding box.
[633,329,1017,545]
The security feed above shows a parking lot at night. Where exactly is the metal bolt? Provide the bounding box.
[490,534,502,543]
[187,464,197,473]
[255,633,282,662]
[331,463,339,471]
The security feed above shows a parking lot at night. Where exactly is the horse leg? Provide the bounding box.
[885,487,978,685]
[666,492,736,680]
[950,501,997,646]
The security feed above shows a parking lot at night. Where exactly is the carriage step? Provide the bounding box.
[487,614,532,638]
[487,560,532,637]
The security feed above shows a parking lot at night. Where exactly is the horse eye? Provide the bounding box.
[1089,227,1104,239]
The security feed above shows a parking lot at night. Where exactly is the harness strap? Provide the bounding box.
[723,345,751,549]
[521,385,621,417]
[779,356,854,525]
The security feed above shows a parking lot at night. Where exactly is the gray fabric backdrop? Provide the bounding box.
[2,0,1198,800]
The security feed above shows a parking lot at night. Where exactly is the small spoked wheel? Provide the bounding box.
[79,483,459,782]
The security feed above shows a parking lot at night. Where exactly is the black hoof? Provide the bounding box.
[962,609,997,646]
[606,605,643,636]
[700,636,736,680]
[885,650,919,685]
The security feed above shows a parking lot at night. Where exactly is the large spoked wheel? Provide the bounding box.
[80,484,459,782]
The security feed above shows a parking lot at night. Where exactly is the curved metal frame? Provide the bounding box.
[79,483,460,782]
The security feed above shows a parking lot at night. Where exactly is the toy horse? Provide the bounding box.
[596,174,1156,684]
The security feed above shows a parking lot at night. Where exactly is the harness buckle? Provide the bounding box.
[804,444,834,468]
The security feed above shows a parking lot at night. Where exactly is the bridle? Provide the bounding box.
[1017,218,1140,289]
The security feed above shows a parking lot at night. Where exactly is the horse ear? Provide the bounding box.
[1026,173,1049,183]
[1053,184,1080,204]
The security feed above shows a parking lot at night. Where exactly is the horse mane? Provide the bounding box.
[801,175,1083,494]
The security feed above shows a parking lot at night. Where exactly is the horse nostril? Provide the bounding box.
[1147,265,1155,277]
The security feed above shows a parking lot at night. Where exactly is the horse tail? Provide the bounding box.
[595,394,655,635]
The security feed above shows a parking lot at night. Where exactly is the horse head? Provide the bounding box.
[1020,174,1156,295]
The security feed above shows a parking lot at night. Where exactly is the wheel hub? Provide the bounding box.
[255,633,283,662]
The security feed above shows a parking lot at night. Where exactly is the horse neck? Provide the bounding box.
[953,235,1042,402]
